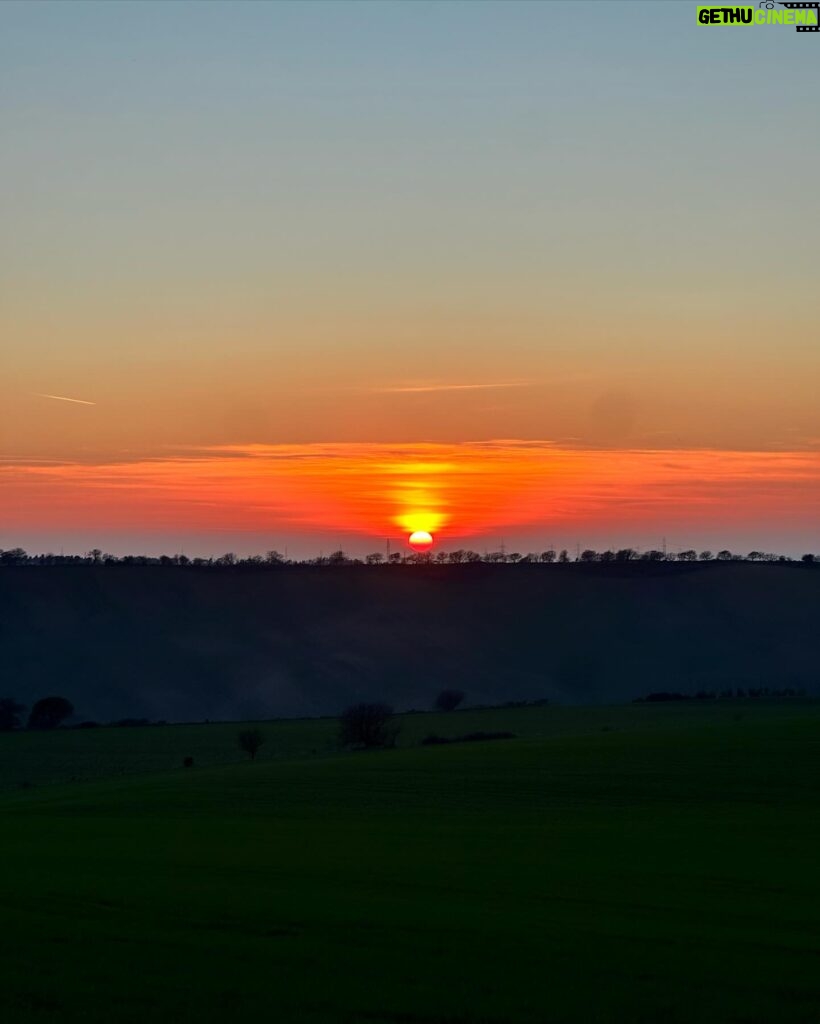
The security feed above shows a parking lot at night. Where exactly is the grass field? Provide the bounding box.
[1,701,820,1022]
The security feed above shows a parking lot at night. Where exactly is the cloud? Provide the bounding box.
[370,381,533,394]
[4,441,820,546]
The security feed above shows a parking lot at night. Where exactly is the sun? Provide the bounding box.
[408,530,434,550]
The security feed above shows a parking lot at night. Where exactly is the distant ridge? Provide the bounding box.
[1,562,817,722]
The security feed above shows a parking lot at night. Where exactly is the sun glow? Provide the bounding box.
[4,442,820,553]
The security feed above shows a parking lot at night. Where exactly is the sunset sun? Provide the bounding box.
[408,530,434,550]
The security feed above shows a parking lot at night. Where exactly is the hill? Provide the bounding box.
[1,562,818,722]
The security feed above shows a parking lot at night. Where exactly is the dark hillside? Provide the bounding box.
[0,563,817,721]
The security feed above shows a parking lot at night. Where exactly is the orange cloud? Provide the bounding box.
[2,442,819,547]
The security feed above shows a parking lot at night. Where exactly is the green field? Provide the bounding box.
[2,701,820,1022]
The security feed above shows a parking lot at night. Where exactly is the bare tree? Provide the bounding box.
[238,728,265,761]
[339,703,398,749]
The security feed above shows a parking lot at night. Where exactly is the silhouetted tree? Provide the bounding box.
[238,728,265,761]
[339,703,398,749]
[801,553,815,564]
[0,548,27,565]
[27,696,74,730]
[615,548,636,562]
[716,549,733,561]
[435,688,465,712]
[699,550,713,561]
[0,698,25,731]
[678,550,697,561]
[365,552,384,565]
[580,549,598,562]
[558,549,570,563]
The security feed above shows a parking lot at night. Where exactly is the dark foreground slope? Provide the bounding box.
[2,705,820,1023]
[1,562,818,721]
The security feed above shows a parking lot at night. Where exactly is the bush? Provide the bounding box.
[183,756,194,768]
[434,688,465,712]
[421,731,516,746]
[339,703,398,749]
[421,734,450,746]
[634,692,689,703]
[238,728,265,761]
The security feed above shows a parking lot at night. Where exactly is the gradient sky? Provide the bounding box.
[2,1,819,556]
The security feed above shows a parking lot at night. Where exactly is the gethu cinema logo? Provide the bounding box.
[697,3,819,30]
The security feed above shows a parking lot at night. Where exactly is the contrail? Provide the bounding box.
[374,381,532,394]
[33,393,96,406]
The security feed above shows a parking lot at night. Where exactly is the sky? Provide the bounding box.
[2,0,819,557]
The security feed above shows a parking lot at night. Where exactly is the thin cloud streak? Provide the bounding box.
[32,393,96,406]
[371,381,533,394]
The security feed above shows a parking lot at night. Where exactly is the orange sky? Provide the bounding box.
[2,4,819,556]
[3,442,819,557]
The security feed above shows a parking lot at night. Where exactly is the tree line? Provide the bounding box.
[1,546,817,568]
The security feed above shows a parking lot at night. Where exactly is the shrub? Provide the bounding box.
[461,731,516,743]
[183,756,194,768]
[339,703,398,749]
[421,731,516,746]
[434,688,465,712]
